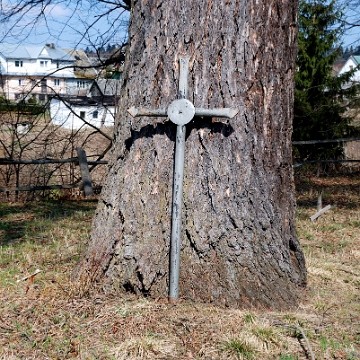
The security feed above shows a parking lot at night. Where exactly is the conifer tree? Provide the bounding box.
[293,0,360,162]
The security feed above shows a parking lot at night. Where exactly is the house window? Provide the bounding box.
[93,110,98,119]
[77,80,86,89]
[40,61,48,68]
[80,111,86,119]
[350,65,354,70]
[41,79,47,93]
[15,60,23,67]
[15,93,22,100]
[18,78,22,86]
[56,61,60,69]
[54,79,60,86]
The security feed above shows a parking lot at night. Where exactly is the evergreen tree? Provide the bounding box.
[84,46,95,55]
[293,0,360,162]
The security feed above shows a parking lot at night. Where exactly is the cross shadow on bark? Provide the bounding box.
[124,118,234,152]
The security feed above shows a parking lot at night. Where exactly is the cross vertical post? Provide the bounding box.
[169,56,190,302]
[128,56,238,302]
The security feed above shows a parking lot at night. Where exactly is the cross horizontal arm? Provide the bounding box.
[194,108,238,119]
[128,106,238,119]
[127,106,168,118]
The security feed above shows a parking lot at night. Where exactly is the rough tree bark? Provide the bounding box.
[73,0,307,309]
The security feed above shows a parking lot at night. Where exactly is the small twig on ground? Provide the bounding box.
[337,268,360,277]
[273,322,315,360]
[293,324,315,360]
[16,269,41,283]
[310,205,331,221]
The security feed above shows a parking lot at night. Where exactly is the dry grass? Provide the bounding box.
[0,174,360,359]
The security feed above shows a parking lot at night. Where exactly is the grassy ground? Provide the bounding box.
[0,174,359,359]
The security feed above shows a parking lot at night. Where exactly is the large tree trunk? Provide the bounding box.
[73,0,306,308]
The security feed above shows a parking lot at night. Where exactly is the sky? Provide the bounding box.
[343,5,360,48]
[0,0,129,49]
[345,29,360,48]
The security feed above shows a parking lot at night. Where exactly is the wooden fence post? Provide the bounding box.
[76,147,93,197]
[317,191,322,212]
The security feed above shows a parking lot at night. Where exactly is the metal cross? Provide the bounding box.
[128,56,238,302]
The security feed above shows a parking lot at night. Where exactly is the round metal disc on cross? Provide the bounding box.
[167,99,195,125]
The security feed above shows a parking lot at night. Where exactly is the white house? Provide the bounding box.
[50,95,116,129]
[335,55,360,83]
[50,79,120,129]
[0,43,97,103]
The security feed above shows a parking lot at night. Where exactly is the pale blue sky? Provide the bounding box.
[1,0,129,49]
[343,5,360,48]
[1,1,359,51]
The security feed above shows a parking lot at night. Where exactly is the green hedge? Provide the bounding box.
[0,103,46,115]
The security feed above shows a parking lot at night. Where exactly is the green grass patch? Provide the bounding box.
[222,338,257,359]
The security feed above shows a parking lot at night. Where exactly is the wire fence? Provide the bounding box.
[0,148,108,200]
[1,137,359,200]
[292,137,360,168]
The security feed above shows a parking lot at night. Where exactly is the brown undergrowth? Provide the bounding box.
[0,175,359,359]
